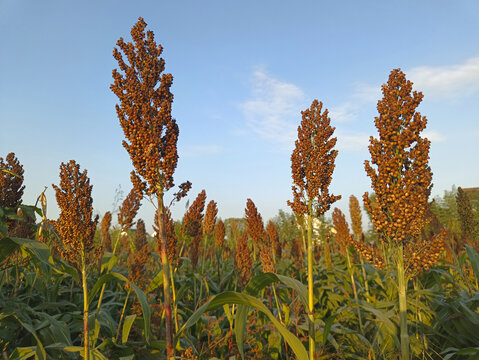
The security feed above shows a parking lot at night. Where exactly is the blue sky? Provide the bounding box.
[1,1,478,231]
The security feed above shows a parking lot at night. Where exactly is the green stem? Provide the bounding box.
[307,199,315,360]
[115,288,131,343]
[397,243,409,360]
[81,252,90,360]
[346,249,363,334]
[170,263,179,333]
[272,283,283,323]
[360,257,370,302]
[156,193,175,359]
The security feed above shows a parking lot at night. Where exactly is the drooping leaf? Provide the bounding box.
[176,291,308,360]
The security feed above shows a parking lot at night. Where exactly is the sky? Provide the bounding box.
[1,0,478,232]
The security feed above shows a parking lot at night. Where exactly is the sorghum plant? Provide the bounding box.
[100,211,112,252]
[244,198,264,261]
[52,160,98,360]
[235,231,252,288]
[116,188,141,253]
[111,17,190,357]
[363,69,439,360]
[332,208,362,331]
[0,153,24,208]
[203,200,218,262]
[349,195,363,241]
[288,99,341,359]
[183,190,206,268]
[215,220,226,285]
[349,195,370,296]
[266,220,281,262]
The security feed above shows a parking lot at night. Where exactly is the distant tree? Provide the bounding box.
[456,187,478,247]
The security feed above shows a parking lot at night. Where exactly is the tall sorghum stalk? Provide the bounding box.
[288,100,341,360]
[183,190,206,310]
[363,69,443,360]
[202,200,218,271]
[349,195,370,298]
[98,188,141,313]
[53,160,98,360]
[214,220,225,288]
[332,208,363,333]
[183,190,207,269]
[111,17,190,358]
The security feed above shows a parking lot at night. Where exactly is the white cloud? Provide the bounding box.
[423,130,446,143]
[408,56,479,99]
[181,145,223,157]
[336,132,370,152]
[241,69,307,148]
[329,102,358,123]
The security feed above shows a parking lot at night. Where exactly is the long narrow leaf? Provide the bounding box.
[176,291,308,360]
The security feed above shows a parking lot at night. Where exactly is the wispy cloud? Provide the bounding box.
[423,130,446,143]
[241,68,307,148]
[329,102,358,123]
[331,55,479,126]
[182,145,223,157]
[408,56,479,99]
[336,132,370,152]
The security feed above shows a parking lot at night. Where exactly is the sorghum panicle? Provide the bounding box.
[203,200,218,237]
[183,190,206,267]
[349,195,363,241]
[332,208,352,257]
[362,69,441,272]
[100,211,112,252]
[235,231,252,287]
[52,160,98,268]
[118,188,141,231]
[128,219,149,288]
[155,208,178,266]
[287,100,341,217]
[244,198,264,247]
[350,237,385,270]
[364,69,432,243]
[291,237,303,269]
[0,152,25,208]
[266,220,281,260]
[111,17,178,196]
[260,236,275,273]
[215,220,225,249]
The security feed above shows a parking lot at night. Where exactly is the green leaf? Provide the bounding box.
[0,237,51,266]
[466,245,479,283]
[176,291,308,360]
[234,304,249,359]
[245,272,308,308]
[100,253,117,273]
[10,315,46,360]
[88,272,151,342]
[9,347,37,360]
[145,269,164,294]
[52,257,79,282]
[122,315,136,344]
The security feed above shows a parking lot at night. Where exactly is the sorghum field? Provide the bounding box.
[2,17,479,360]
